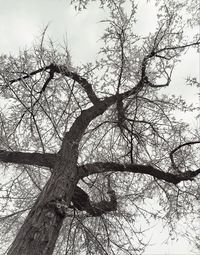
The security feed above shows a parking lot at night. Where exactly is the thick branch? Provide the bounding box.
[60,66,100,105]
[78,162,200,185]
[0,150,57,169]
[62,69,148,150]
[9,64,100,105]
[46,64,100,105]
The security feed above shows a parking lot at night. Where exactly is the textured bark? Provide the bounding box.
[7,143,79,255]
[0,150,56,168]
[7,199,64,255]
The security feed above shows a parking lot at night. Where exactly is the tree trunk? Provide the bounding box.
[7,200,65,255]
[7,152,78,255]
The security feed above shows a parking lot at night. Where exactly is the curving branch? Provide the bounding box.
[78,162,200,185]
[169,141,200,170]
[9,63,100,105]
[61,60,151,150]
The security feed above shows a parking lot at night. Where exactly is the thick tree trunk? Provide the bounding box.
[7,201,65,255]
[6,88,117,255]
[7,150,78,255]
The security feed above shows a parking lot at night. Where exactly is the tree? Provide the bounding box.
[0,0,200,254]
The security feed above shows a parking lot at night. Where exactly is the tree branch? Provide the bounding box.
[155,40,200,55]
[169,141,200,170]
[60,67,151,154]
[9,66,49,84]
[0,150,57,169]
[78,162,200,185]
[9,64,100,105]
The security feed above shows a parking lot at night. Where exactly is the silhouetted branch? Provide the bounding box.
[169,141,200,170]
[78,162,200,185]
[9,63,100,105]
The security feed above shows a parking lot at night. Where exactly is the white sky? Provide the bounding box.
[0,0,199,254]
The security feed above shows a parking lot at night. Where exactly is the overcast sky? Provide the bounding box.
[0,0,199,254]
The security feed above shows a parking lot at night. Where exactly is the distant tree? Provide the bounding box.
[0,0,199,254]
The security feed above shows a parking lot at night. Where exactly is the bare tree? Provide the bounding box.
[0,0,200,254]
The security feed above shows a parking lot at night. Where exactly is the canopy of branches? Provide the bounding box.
[0,0,199,254]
